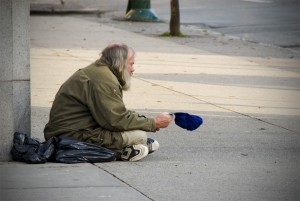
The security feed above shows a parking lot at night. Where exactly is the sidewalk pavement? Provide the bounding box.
[0,162,151,201]
[1,2,300,201]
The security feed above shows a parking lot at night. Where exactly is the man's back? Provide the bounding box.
[44,63,120,139]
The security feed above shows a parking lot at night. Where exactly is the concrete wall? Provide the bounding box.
[0,0,30,161]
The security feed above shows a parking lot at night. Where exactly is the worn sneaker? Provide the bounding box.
[147,138,159,154]
[121,144,149,162]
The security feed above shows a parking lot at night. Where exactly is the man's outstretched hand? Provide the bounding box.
[154,112,174,131]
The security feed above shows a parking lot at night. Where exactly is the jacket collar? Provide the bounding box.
[95,61,126,87]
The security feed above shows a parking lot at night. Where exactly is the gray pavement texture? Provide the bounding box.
[29,0,300,51]
[1,1,300,201]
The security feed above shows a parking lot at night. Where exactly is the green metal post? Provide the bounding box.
[125,0,160,22]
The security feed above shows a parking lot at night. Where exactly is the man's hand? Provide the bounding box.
[154,112,174,130]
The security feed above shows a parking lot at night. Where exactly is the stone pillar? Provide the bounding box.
[0,0,30,161]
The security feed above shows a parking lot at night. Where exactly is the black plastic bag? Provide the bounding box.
[53,136,118,164]
[11,132,55,164]
[11,133,117,164]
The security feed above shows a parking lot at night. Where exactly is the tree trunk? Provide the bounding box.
[170,0,180,36]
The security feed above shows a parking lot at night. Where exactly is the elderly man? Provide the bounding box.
[44,43,173,161]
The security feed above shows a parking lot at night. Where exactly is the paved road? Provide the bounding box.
[152,0,300,50]
[30,0,300,51]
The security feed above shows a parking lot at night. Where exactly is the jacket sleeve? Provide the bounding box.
[88,80,156,132]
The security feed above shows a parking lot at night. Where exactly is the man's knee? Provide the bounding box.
[121,130,147,147]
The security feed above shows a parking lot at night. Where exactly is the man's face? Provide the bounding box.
[127,49,135,76]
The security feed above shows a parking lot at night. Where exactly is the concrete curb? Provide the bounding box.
[30,3,100,15]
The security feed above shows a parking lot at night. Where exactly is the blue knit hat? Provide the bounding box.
[173,112,203,131]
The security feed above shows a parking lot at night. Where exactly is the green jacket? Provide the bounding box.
[44,62,156,140]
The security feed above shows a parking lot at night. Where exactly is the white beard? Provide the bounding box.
[122,71,132,91]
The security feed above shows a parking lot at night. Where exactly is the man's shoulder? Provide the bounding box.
[83,62,110,75]
[82,62,118,85]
